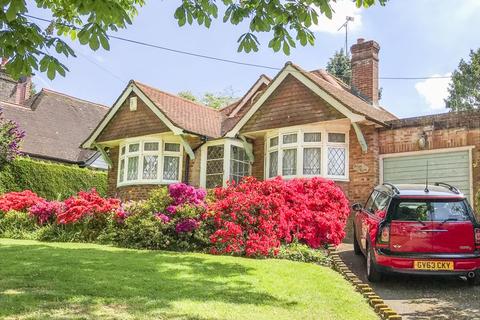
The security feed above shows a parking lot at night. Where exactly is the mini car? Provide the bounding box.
[352,182,480,284]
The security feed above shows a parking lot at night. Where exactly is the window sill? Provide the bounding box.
[117,180,180,187]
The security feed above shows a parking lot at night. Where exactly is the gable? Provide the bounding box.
[97,92,171,142]
[240,74,346,134]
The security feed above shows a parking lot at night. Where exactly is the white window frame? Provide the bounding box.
[200,139,251,188]
[117,136,183,186]
[264,126,349,181]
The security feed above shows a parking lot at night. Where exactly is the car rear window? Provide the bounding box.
[391,199,470,222]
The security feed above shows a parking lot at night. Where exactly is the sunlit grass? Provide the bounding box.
[0,239,376,320]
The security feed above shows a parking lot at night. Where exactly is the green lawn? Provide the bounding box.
[0,239,377,320]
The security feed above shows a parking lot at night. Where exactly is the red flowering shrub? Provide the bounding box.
[0,190,43,212]
[56,189,121,224]
[206,177,350,257]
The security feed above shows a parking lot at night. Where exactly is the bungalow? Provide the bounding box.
[83,38,480,207]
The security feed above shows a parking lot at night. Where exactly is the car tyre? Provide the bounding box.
[366,246,382,283]
[353,227,362,256]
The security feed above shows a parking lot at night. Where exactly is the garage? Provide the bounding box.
[380,147,473,203]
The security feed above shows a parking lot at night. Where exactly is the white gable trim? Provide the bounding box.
[225,65,365,138]
[228,75,270,118]
[82,82,182,148]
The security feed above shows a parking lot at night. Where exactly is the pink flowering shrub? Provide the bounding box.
[28,200,63,225]
[206,177,350,257]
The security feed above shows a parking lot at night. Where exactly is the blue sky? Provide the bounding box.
[29,0,480,118]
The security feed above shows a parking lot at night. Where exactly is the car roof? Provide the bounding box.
[376,183,465,198]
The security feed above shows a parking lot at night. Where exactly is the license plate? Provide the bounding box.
[413,260,454,271]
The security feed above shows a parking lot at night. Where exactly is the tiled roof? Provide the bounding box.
[134,81,224,138]
[1,89,107,163]
[290,63,397,123]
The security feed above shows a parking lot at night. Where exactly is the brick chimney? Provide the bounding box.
[0,59,32,105]
[350,38,380,105]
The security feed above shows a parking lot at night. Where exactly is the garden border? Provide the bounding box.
[326,245,402,320]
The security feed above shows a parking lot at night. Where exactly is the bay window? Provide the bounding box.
[201,140,251,188]
[118,138,183,186]
[266,128,348,180]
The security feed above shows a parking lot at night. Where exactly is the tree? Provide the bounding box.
[325,48,351,85]
[0,0,387,80]
[445,48,480,111]
[178,88,236,109]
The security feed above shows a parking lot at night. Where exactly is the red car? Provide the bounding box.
[352,182,480,284]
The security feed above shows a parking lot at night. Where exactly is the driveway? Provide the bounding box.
[338,243,480,320]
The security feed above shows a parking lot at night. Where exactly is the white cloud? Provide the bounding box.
[310,0,362,34]
[415,73,452,110]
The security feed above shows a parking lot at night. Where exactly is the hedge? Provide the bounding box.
[0,157,107,200]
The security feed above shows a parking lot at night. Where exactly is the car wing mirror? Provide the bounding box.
[352,203,363,212]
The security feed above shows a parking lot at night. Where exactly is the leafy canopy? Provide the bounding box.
[178,88,237,109]
[445,48,480,111]
[325,48,351,85]
[1,0,386,80]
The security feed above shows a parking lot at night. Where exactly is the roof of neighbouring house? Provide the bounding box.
[1,88,108,164]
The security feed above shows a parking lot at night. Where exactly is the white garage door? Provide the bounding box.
[381,149,472,203]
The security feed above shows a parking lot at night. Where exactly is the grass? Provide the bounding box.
[0,239,377,320]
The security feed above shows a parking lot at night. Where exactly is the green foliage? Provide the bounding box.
[0,157,107,200]
[446,48,480,111]
[1,1,386,81]
[0,210,39,239]
[274,241,329,265]
[178,88,237,109]
[0,0,144,80]
[326,48,352,85]
[142,187,171,213]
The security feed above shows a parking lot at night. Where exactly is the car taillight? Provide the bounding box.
[377,225,390,245]
[475,228,480,246]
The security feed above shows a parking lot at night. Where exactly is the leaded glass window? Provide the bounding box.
[164,143,180,152]
[268,151,278,178]
[304,132,321,143]
[127,156,138,181]
[303,148,321,175]
[119,158,125,182]
[282,133,297,144]
[328,133,346,143]
[163,156,179,181]
[230,145,250,184]
[282,149,297,176]
[270,136,278,148]
[328,147,346,176]
[142,155,158,179]
[118,139,182,185]
[206,145,224,188]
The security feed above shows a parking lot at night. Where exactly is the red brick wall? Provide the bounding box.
[97,92,171,143]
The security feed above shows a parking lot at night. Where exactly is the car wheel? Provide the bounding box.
[467,271,480,286]
[353,227,362,256]
[366,246,382,283]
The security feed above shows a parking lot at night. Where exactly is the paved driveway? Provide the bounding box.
[338,243,480,320]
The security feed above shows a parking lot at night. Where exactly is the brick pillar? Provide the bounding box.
[350,38,380,105]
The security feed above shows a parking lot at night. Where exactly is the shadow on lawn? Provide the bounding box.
[0,242,291,319]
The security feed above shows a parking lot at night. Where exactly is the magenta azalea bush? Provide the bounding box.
[0,109,25,166]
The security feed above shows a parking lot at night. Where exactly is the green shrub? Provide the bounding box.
[0,211,39,239]
[0,157,107,200]
[274,241,329,265]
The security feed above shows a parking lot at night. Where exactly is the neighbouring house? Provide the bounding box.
[0,61,109,169]
[83,38,480,207]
